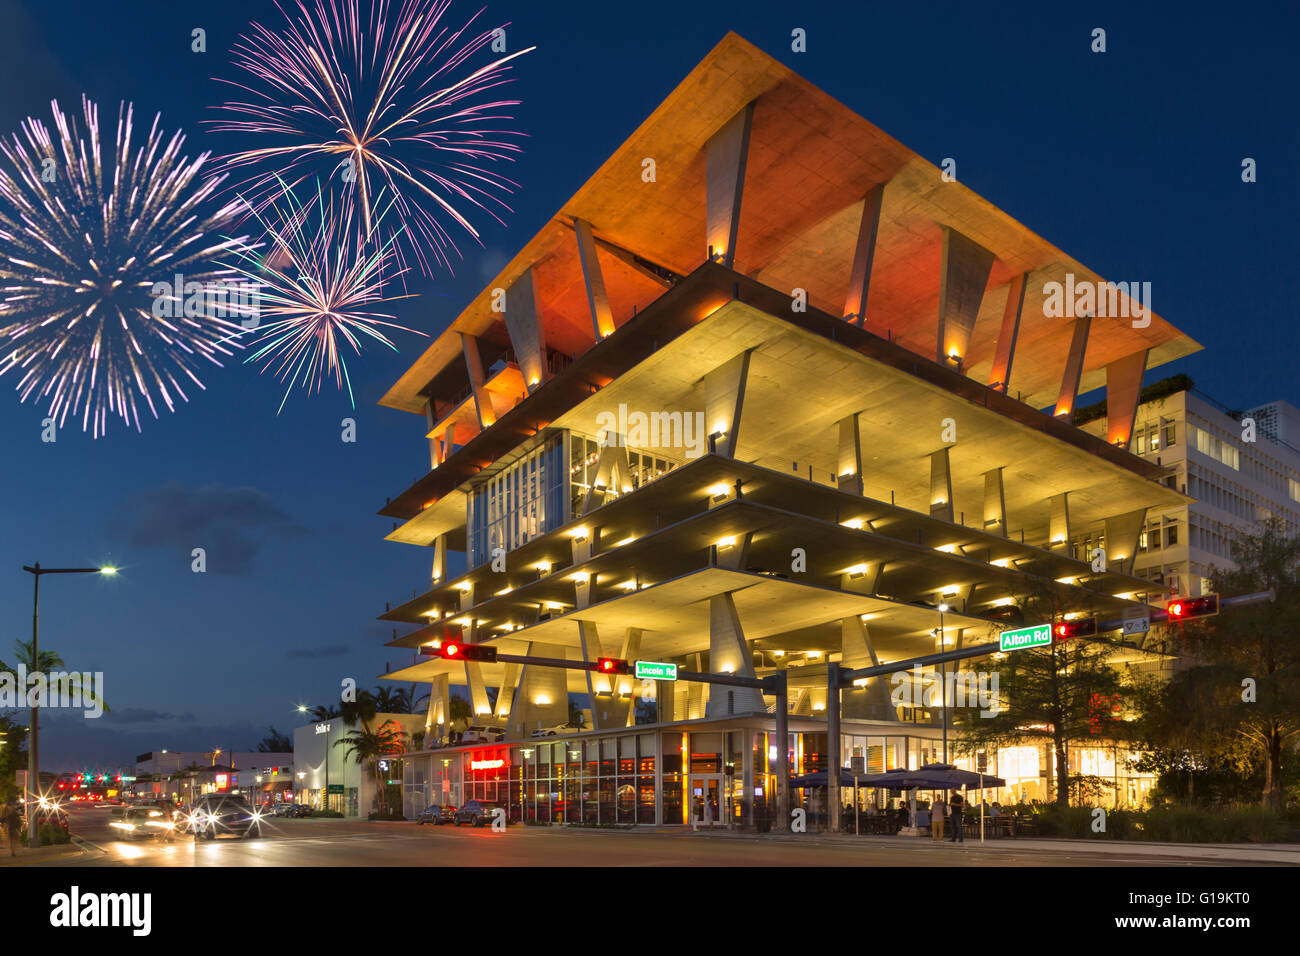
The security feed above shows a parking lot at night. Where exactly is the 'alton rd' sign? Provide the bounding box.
[998,623,1053,653]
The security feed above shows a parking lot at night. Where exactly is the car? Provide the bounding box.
[415,804,456,825]
[452,800,504,827]
[459,725,506,744]
[530,723,578,738]
[188,795,266,839]
[108,805,177,841]
[283,803,313,818]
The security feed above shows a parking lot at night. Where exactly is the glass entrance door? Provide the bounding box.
[689,775,723,827]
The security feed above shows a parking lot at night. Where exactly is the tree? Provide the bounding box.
[955,582,1130,807]
[339,689,378,730]
[256,727,293,753]
[0,715,28,803]
[0,640,109,714]
[448,694,472,725]
[1142,519,1300,809]
[308,704,341,721]
[334,724,405,815]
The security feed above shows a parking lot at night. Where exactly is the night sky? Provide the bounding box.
[1,0,1295,770]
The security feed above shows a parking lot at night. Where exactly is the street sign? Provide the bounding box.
[999,623,1052,652]
[634,660,678,680]
[1121,613,1150,636]
[327,784,344,794]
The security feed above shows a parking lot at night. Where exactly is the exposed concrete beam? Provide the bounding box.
[704,102,754,269]
[988,273,1028,392]
[1104,507,1148,576]
[502,267,548,391]
[839,616,894,719]
[929,447,954,523]
[837,413,864,495]
[1105,349,1149,449]
[574,217,615,339]
[936,227,995,369]
[704,349,752,458]
[1053,316,1092,421]
[459,333,497,429]
[424,672,450,738]
[464,661,492,719]
[582,442,632,516]
[843,184,885,327]
[1049,492,1071,555]
[983,467,1008,538]
[431,533,448,585]
[494,661,520,722]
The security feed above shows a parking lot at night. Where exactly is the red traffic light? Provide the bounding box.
[1054,617,1098,640]
[436,641,498,663]
[596,658,630,675]
[1166,594,1219,621]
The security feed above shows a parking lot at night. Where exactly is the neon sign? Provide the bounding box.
[470,759,505,771]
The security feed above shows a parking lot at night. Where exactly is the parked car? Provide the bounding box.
[530,723,578,737]
[108,805,176,841]
[459,725,506,744]
[283,803,314,818]
[452,800,504,827]
[415,804,457,825]
[189,795,265,839]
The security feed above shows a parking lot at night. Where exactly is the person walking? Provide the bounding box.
[948,791,965,842]
[930,793,946,841]
[2,801,21,857]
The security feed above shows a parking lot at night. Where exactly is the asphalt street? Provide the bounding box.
[23,805,1296,867]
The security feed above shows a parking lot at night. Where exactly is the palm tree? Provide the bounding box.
[334,724,405,815]
[339,689,378,730]
[372,685,407,714]
[0,640,109,713]
[308,704,342,721]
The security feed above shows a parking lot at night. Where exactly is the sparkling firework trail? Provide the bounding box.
[210,0,533,276]
[0,96,248,438]
[226,179,424,412]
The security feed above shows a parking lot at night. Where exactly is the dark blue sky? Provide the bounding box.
[1,0,1296,769]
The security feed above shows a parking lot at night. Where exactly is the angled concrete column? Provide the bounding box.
[983,468,1008,537]
[714,531,752,571]
[581,442,633,515]
[704,102,754,268]
[936,227,995,368]
[840,562,884,596]
[930,447,955,522]
[506,642,569,737]
[578,620,632,729]
[494,661,520,723]
[1104,507,1148,576]
[574,218,615,339]
[423,400,440,468]
[1049,492,1071,554]
[843,184,885,327]
[460,333,497,429]
[708,593,764,715]
[458,581,477,614]
[837,413,864,495]
[839,616,894,720]
[619,628,644,726]
[424,672,451,740]
[503,267,548,391]
[1105,349,1149,449]
[431,533,448,585]
[464,662,492,719]
[1053,316,1092,421]
[704,350,752,458]
[988,273,1028,392]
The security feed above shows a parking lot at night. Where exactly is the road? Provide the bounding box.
[35,805,1296,867]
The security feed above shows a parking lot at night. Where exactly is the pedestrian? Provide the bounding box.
[930,793,946,841]
[948,792,964,842]
[2,801,21,857]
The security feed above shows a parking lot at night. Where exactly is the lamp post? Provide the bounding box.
[933,601,950,765]
[20,562,116,847]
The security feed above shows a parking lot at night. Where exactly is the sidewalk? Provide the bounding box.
[0,840,88,867]
[642,826,1300,863]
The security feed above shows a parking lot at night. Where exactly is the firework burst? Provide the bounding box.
[226,180,424,412]
[211,0,533,276]
[0,96,248,438]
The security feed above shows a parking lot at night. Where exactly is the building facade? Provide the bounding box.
[376,34,1206,821]
[292,715,424,818]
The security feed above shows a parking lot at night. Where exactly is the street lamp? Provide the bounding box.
[20,562,117,847]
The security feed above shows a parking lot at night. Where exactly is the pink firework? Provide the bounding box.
[210,0,533,276]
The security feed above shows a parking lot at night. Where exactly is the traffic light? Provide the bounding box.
[1054,617,1098,640]
[436,641,498,663]
[1167,594,1219,621]
[595,658,631,675]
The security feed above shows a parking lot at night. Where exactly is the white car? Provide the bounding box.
[459,725,506,744]
[530,723,578,738]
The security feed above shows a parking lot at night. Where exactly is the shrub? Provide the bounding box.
[1021,803,1293,843]
[20,824,71,847]
[367,811,405,821]
[313,809,345,818]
